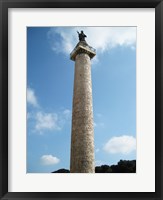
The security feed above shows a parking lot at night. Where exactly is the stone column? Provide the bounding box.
[70,41,96,173]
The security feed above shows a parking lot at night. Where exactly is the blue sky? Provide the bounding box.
[27,27,136,173]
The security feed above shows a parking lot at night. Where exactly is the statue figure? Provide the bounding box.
[77,30,87,42]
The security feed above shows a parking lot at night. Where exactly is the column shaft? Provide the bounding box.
[70,53,95,173]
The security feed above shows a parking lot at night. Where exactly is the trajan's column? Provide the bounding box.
[70,31,96,173]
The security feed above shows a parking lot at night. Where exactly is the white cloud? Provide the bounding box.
[48,28,76,55]
[27,87,39,107]
[62,109,71,120]
[35,111,61,132]
[94,121,104,128]
[94,113,104,129]
[28,108,72,134]
[104,135,136,154]
[27,87,71,133]
[56,109,71,128]
[48,27,136,56]
[40,155,60,165]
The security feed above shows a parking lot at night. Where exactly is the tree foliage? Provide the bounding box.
[52,160,136,173]
[95,160,136,173]
[52,168,70,173]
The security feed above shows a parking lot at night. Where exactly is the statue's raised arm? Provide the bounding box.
[77,30,87,42]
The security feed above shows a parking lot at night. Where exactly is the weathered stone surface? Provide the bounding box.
[70,51,95,173]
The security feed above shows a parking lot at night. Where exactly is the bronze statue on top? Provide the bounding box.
[77,30,87,42]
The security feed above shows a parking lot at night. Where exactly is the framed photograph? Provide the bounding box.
[0,0,162,199]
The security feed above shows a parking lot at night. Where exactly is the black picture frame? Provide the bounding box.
[0,0,162,199]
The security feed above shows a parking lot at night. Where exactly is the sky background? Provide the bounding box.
[27,27,136,173]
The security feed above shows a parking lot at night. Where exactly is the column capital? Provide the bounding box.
[70,41,96,61]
